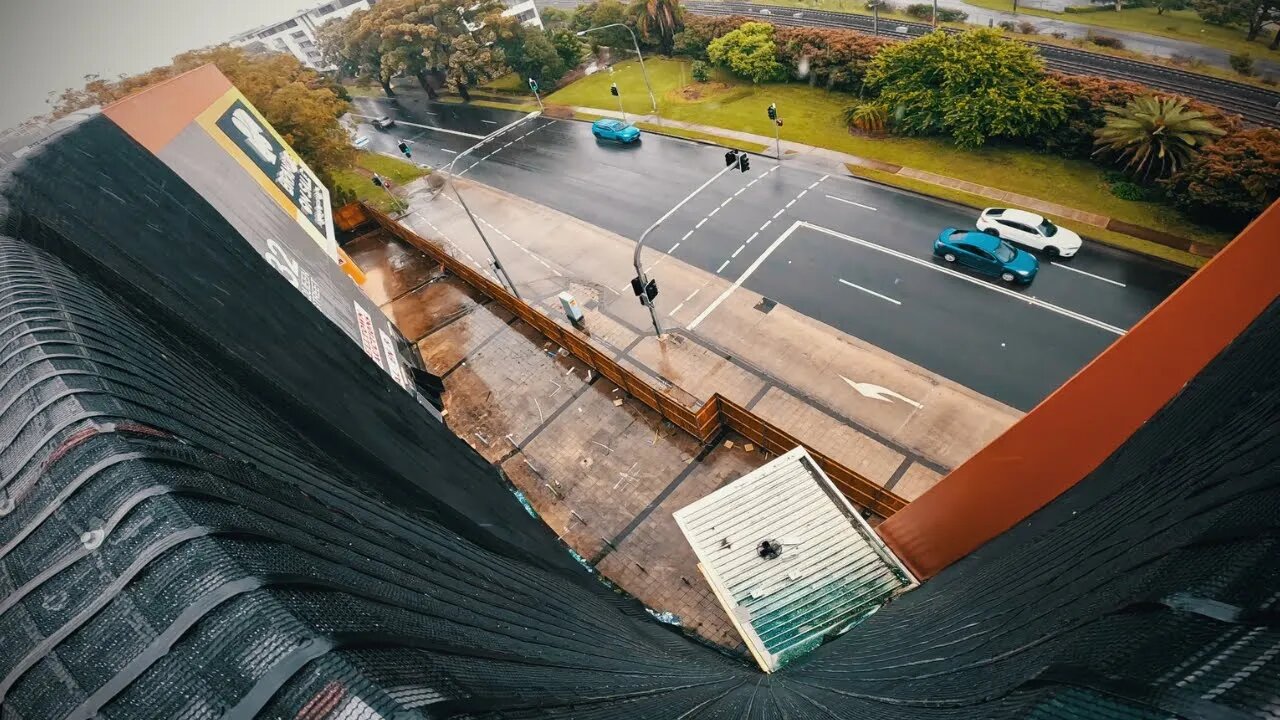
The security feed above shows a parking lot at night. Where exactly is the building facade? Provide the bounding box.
[230,0,373,71]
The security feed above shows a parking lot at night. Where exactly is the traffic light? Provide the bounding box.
[767,103,777,120]
[631,276,644,296]
[725,149,739,167]
[776,119,783,127]
[371,174,384,187]
[645,279,658,301]
[610,83,619,97]
[738,153,750,173]
[397,140,411,158]
[528,77,539,93]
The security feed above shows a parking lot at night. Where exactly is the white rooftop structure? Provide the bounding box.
[674,446,916,672]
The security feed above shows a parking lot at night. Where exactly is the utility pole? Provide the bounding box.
[437,111,541,300]
[631,154,749,338]
[528,77,544,112]
[932,0,939,27]
[578,24,657,113]
[371,174,405,215]
[873,0,880,35]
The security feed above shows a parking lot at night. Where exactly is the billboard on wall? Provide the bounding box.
[99,64,414,392]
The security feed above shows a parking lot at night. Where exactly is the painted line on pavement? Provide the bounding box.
[760,220,772,231]
[668,302,685,317]
[827,195,877,211]
[838,278,901,306]
[681,230,694,241]
[746,231,759,244]
[1051,261,1126,287]
[439,148,457,154]
[731,244,745,258]
[716,259,731,274]
[708,207,720,217]
[689,221,804,330]
[805,223,1125,335]
[349,114,484,139]
[785,199,796,209]
[696,218,707,229]
[482,120,499,124]
[772,209,785,219]
[734,188,746,197]
[684,288,701,303]
[668,242,681,253]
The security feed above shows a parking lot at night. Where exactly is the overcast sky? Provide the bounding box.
[0,0,317,131]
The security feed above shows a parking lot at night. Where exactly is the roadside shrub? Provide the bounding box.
[774,26,892,90]
[1038,73,1146,157]
[937,7,969,21]
[904,3,966,20]
[1167,128,1280,231]
[998,20,1017,30]
[1229,52,1255,76]
[707,21,785,83]
[1051,30,1067,38]
[866,0,897,11]
[691,59,711,82]
[1169,52,1204,68]
[1016,21,1039,33]
[866,29,1066,148]
[1108,180,1148,200]
[904,3,933,18]
[844,102,890,134]
[675,15,750,58]
[1087,31,1126,49]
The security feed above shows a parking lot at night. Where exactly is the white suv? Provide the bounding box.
[975,208,1082,258]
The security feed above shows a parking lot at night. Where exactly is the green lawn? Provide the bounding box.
[342,84,388,98]
[481,73,534,93]
[633,122,770,153]
[961,0,1278,56]
[332,152,428,213]
[548,57,1235,246]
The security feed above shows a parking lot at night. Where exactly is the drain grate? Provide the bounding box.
[755,297,777,314]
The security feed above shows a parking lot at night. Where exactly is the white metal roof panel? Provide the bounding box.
[673,447,916,672]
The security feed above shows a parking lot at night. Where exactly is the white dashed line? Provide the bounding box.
[784,199,796,209]
[797,190,808,199]
[695,218,707,229]
[482,120,499,124]
[827,195,877,211]
[772,209,785,219]
[716,259,731,273]
[668,242,681,253]
[731,244,745,258]
[708,207,720,217]
[720,198,732,208]
[808,181,821,190]
[690,222,804,330]
[760,220,772,230]
[440,148,458,154]
[1051,261,1127,287]
[682,230,694,241]
[746,231,759,244]
[838,278,901,306]
[734,188,746,197]
[684,288,701,303]
[668,302,686,317]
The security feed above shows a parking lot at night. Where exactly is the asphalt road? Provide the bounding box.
[348,98,1187,410]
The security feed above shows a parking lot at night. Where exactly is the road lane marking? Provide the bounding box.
[769,166,780,174]
[716,259,731,273]
[797,190,808,199]
[708,207,720,217]
[482,120,498,124]
[349,114,485,138]
[720,198,732,207]
[668,242,681,253]
[684,288,701,302]
[690,221,804,330]
[838,278,901,306]
[746,231,759,244]
[760,220,772,230]
[772,209,785,219]
[827,195,877,211]
[668,302,685,316]
[808,180,821,189]
[1051,261,1127,287]
[734,188,746,197]
[439,148,457,154]
[785,199,796,209]
[804,223,1125,335]
[695,218,707,229]
[732,244,745,258]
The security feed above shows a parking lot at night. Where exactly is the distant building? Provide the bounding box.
[230,0,375,71]
[503,0,544,29]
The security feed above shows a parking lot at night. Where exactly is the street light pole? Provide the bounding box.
[439,110,541,300]
[632,164,737,337]
[873,0,880,35]
[578,24,657,114]
[932,0,938,27]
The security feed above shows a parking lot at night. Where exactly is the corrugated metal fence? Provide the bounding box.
[353,203,907,518]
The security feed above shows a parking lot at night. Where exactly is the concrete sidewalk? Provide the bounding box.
[394,172,1022,500]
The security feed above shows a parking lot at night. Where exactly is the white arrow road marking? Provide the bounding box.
[840,375,924,409]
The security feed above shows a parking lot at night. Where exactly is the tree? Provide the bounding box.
[707,21,784,84]
[1193,0,1280,41]
[1167,128,1280,229]
[1092,95,1226,179]
[630,0,684,55]
[864,30,1067,149]
[502,27,570,86]
[774,26,891,91]
[1155,0,1190,15]
[572,0,636,52]
[674,14,750,59]
[551,30,587,70]
[318,8,397,96]
[48,47,354,190]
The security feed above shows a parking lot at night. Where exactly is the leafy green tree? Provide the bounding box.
[1193,0,1279,41]
[707,21,784,84]
[1167,127,1280,229]
[630,0,685,55]
[572,0,636,51]
[1155,0,1189,15]
[864,29,1066,148]
[49,47,354,190]
[551,30,587,69]
[1092,95,1226,179]
[502,27,570,86]
[540,7,576,30]
[691,59,711,82]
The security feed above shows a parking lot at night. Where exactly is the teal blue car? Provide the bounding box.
[934,228,1039,284]
[592,118,641,144]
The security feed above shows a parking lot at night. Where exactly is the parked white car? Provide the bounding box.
[975,208,1082,258]
[373,116,395,129]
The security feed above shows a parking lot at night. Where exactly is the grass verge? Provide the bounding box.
[845,163,1207,268]
[332,152,428,213]
[633,122,770,153]
[960,0,1278,57]
[342,84,388,98]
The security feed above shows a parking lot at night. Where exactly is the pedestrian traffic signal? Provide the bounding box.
[371,174,384,187]
[610,83,619,97]
[630,276,645,296]
[776,119,783,127]
[767,103,777,120]
[528,77,539,93]
[397,141,411,158]
[725,149,739,167]
[738,153,750,172]
[645,279,658,301]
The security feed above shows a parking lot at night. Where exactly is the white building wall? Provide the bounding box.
[231,0,375,71]
[502,0,544,29]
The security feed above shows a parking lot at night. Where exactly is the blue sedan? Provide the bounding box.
[591,118,641,144]
[934,228,1039,284]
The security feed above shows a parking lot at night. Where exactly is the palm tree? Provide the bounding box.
[1092,95,1225,180]
[631,0,684,56]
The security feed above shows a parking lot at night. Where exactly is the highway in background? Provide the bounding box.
[349,97,1188,410]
